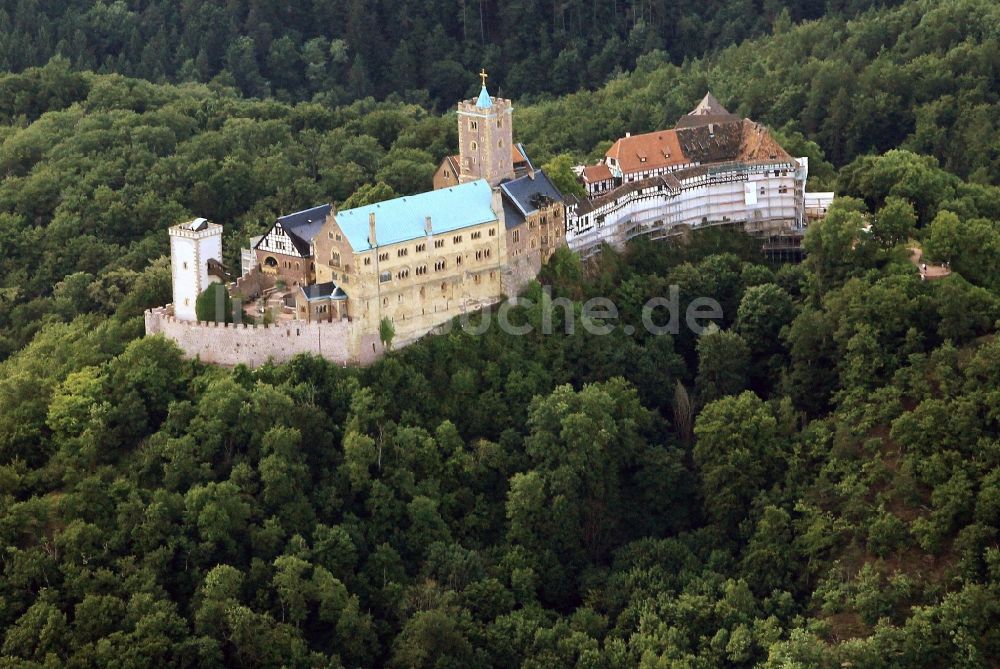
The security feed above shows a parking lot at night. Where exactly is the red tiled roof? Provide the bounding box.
[605,130,688,175]
[606,117,789,176]
[736,119,792,162]
[582,163,612,183]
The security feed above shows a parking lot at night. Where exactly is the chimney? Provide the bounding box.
[368,212,377,247]
[491,187,503,221]
[424,215,433,235]
[625,131,631,138]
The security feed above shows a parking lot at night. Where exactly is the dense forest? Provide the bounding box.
[0,0,905,107]
[3,0,1000,666]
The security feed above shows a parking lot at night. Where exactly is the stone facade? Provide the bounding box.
[502,198,565,296]
[145,305,382,367]
[457,91,514,186]
[256,249,315,288]
[433,156,461,190]
[314,211,508,350]
[148,78,572,368]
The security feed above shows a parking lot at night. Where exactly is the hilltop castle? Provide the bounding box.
[146,73,567,366]
[146,82,831,367]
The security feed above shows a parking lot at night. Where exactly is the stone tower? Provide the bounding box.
[457,70,514,186]
[169,218,224,321]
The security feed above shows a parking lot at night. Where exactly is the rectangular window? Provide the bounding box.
[512,229,520,243]
[379,271,391,283]
[456,255,463,266]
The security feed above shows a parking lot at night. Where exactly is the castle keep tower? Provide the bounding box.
[457,70,514,186]
[169,218,224,321]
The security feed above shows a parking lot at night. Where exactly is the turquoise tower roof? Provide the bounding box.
[476,85,492,109]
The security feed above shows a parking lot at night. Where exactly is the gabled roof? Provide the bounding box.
[335,179,497,250]
[499,170,564,229]
[256,204,331,256]
[300,282,348,301]
[675,121,744,163]
[736,119,792,162]
[606,130,688,174]
[443,155,461,173]
[512,143,528,165]
[582,163,613,183]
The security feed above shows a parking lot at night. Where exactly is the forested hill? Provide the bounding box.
[0,0,904,108]
[3,0,1000,666]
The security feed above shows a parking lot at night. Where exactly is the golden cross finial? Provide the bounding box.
[479,68,488,87]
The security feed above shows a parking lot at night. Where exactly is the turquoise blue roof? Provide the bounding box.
[336,179,497,251]
[476,86,492,108]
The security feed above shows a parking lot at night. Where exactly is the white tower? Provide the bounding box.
[169,218,224,321]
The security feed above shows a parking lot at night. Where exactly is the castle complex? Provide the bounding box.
[565,92,826,256]
[146,80,831,367]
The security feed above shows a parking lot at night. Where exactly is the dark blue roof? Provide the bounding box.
[300,281,347,301]
[499,170,564,229]
[502,197,525,230]
[260,204,331,256]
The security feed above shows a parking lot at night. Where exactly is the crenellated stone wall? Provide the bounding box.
[144,306,377,367]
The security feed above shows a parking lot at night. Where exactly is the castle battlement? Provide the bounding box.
[145,306,379,367]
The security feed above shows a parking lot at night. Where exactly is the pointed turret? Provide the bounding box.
[476,85,493,109]
[690,91,729,116]
[475,68,493,108]
[675,91,739,128]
